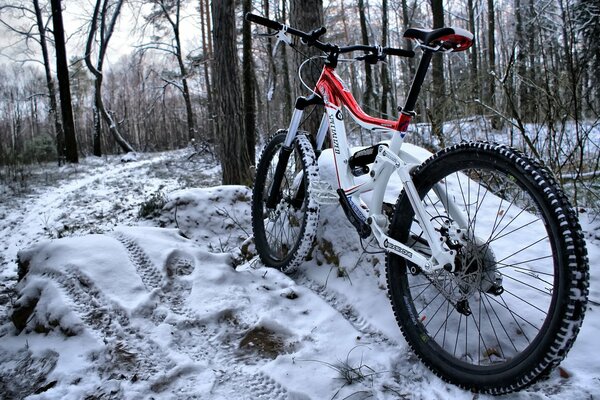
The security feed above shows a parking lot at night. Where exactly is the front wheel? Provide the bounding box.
[386,142,588,394]
[251,131,320,273]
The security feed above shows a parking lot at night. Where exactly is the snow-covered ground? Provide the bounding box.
[0,145,599,399]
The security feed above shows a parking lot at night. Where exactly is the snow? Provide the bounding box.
[0,144,599,399]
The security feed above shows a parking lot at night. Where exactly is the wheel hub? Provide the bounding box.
[453,235,502,298]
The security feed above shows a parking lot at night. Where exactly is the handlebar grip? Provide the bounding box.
[245,12,282,31]
[302,26,327,44]
[384,47,415,58]
[311,26,327,40]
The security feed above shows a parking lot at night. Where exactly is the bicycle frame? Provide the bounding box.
[276,50,465,273]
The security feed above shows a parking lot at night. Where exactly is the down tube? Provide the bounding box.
[325,105,354,190]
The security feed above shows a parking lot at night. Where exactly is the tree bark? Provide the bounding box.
[280,0,293,119]
[487,0,496,107]
[199,0,214,144]
[340,0,360,101]
[33,0,64,164]
[242,0,256,162]
[212,0,253,185]
[401,0,417,95]
[467,0,479,99]
[430,0,446,146]
[515,0,529,119]
[357,0,374,112]
[380,0,395,117]
[290,0,324,135]
[50,0,78,163]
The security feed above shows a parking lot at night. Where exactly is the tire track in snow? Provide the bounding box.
[32,267,176,380]
[171,320,292,400]
[111,231,195,318]
[36,267,130,336]
[294,271,396,346]
[112,231,294,399]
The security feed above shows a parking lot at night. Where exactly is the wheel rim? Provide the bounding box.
[261,144,307,262]
[401,164,559,370]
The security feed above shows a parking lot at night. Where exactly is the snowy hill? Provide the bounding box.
[0,146,599,399]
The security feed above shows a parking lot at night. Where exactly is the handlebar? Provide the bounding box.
[245,12,415,60]
[245,12,282,31]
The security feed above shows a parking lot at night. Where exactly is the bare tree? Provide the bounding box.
[198,0,214,142]
[143,0,197,142]
[279,0,294,120]
[486,0,496,106]
[50,0,78,163]
[380,0,395,117]
[242,0,256,162]
[429,0,446,147]
[467,0,479,100]
[357,0,375,112]
[290,0,324,135]
[0,0,66,163]
[85,0,135,155]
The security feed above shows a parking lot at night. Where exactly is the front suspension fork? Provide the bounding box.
[266,96,326,209]
[266,107,301,209]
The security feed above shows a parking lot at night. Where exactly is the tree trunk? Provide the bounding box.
[280,0,293,119]
[430,0,445,146]
[401,0,417,105]
[487,0,496,107]
[85,0,135,154]
[199,0,214,144]
[357,0,374,112]
[92,100,102,156]
[290,0,324,135]
[169,0,196,142]
[212,0,253,185]
[33,0,65,164]
[340,0,360,101]
[380,0,395,117]
[243,0,256,163]
[467,0,479,99]
[50,0,78,163]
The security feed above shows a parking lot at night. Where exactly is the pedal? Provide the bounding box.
[312,180,339,205]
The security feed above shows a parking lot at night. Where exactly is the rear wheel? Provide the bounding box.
[251,132,320,273]
[386,142,588,394]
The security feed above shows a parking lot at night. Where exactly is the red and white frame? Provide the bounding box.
[281,64,462,273]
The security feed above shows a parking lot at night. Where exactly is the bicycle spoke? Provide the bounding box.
[481,291,517,355]
[495,256,554,272]
[489,217,542,243]
[495,236,548,265]
[498,273,553,300]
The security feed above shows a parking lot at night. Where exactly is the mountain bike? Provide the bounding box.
[246,12,589,395]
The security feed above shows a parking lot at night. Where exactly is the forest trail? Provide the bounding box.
[1,149,599,399]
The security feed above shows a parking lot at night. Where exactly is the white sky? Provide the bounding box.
[0,0,201,70]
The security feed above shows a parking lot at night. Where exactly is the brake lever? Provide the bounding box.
[355,53,385,64]
[272,26,293,56]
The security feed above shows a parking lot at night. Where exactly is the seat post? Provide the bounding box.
[402,49,434,114]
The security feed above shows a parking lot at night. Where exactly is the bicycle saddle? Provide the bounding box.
[404,27,473,51]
